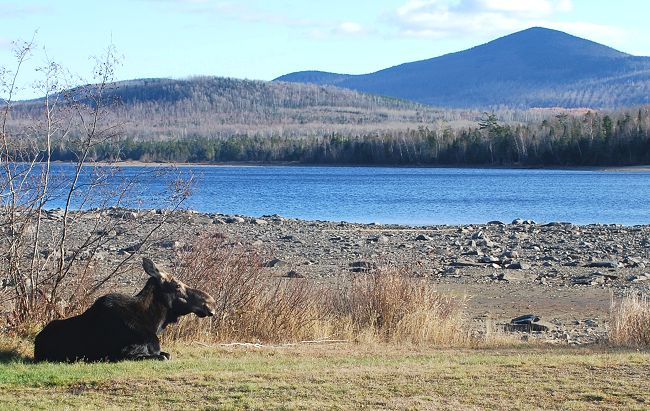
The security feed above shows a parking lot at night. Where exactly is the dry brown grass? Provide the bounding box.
[169,232,469,346]
[609,292,650,348]
[330,269,469,345]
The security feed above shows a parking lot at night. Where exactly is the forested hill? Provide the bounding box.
[12,76,441,139]
[276,27,650,109]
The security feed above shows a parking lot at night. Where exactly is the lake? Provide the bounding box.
[37,164,650,225]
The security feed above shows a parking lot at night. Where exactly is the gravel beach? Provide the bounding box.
[11,208,650,344]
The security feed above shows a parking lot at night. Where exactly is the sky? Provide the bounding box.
[1,0,649,99]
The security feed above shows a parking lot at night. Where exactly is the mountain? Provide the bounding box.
[11,76,441,140]
[275,27,650,108]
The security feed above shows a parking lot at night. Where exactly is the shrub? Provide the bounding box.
[330,268,469,345]
[609,293,650,348]
[169,233,325,343]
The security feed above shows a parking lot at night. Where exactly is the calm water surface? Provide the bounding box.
[46,164,650,225]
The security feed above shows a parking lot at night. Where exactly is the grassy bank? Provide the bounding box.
[1,343,648,410]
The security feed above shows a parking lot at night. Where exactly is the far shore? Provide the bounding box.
[71,160,650,172]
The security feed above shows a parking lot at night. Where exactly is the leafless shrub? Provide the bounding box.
[0,38,192,330]
[169,233,324,343]
[609,293,650,348]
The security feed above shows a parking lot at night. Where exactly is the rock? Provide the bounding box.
[285,270,305,278]
[158,240,185,249]
[119,243,141,255]
[479,256,500,264]
[585,261,619,269]
[512,218,524,225]
[450,259,482,267]
[504,322,551,332]
[504,314,552,332]
[349,261,376,272]
[498,271,533,282]
[572,274,605,285]
[48,209,66,219]
[471,231,485,240]
[628,273,650,283]
[369,235,389,244]
[511,314,540,325]
[415,234,432,241]
[543,222,572,227]
[501,250,519,259]
[252,219,268,225]
[263,258,287,268]
[225,216,245,224]
[505,262,531,270]
[487,220,505,225]
[481,238,496,248]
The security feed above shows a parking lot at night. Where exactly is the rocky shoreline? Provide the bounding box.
[16,208,650,344]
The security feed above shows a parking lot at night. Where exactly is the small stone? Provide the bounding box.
[415,234,432,241]
[263,258,287,268]
[629,273,650,283]
[502,250,519,259]
[585,261,618,269]
[225,216,246,224]
[499,271,530,282]
[349,261,376,272]
[451,260,482,267]
[369,235,389,244]
[506,262,531,270]
[479,256,500,264]
[286,270,305,278]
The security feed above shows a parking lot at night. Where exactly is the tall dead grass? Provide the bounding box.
[609,293,650,348]
[169,232,469,346]
[331,269,469,345]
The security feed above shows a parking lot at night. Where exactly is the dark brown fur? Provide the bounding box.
[33,258,215,362]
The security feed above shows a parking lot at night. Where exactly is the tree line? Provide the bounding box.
[41,107,650,166]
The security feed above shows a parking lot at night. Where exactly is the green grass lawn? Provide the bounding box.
[0,343,648,410]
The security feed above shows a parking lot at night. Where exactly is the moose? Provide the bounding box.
[34,257,216,362]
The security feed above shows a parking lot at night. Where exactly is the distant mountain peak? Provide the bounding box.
[276,27,647,108]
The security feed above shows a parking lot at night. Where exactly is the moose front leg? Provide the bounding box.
[119,339,168,361]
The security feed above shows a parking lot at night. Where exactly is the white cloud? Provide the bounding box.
[337,22,366,35]
[390,0,624,43]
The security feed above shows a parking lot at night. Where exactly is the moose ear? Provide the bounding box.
[142,257,172,282]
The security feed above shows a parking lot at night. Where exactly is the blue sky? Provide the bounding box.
[1,0,649,99]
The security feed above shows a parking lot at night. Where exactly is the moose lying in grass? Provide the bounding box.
[34,257,216,362]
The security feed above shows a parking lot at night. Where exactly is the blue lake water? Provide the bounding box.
[40,164,650,225]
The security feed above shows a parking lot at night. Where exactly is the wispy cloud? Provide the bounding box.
[145,0,369,39]
[390,0,626,44]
